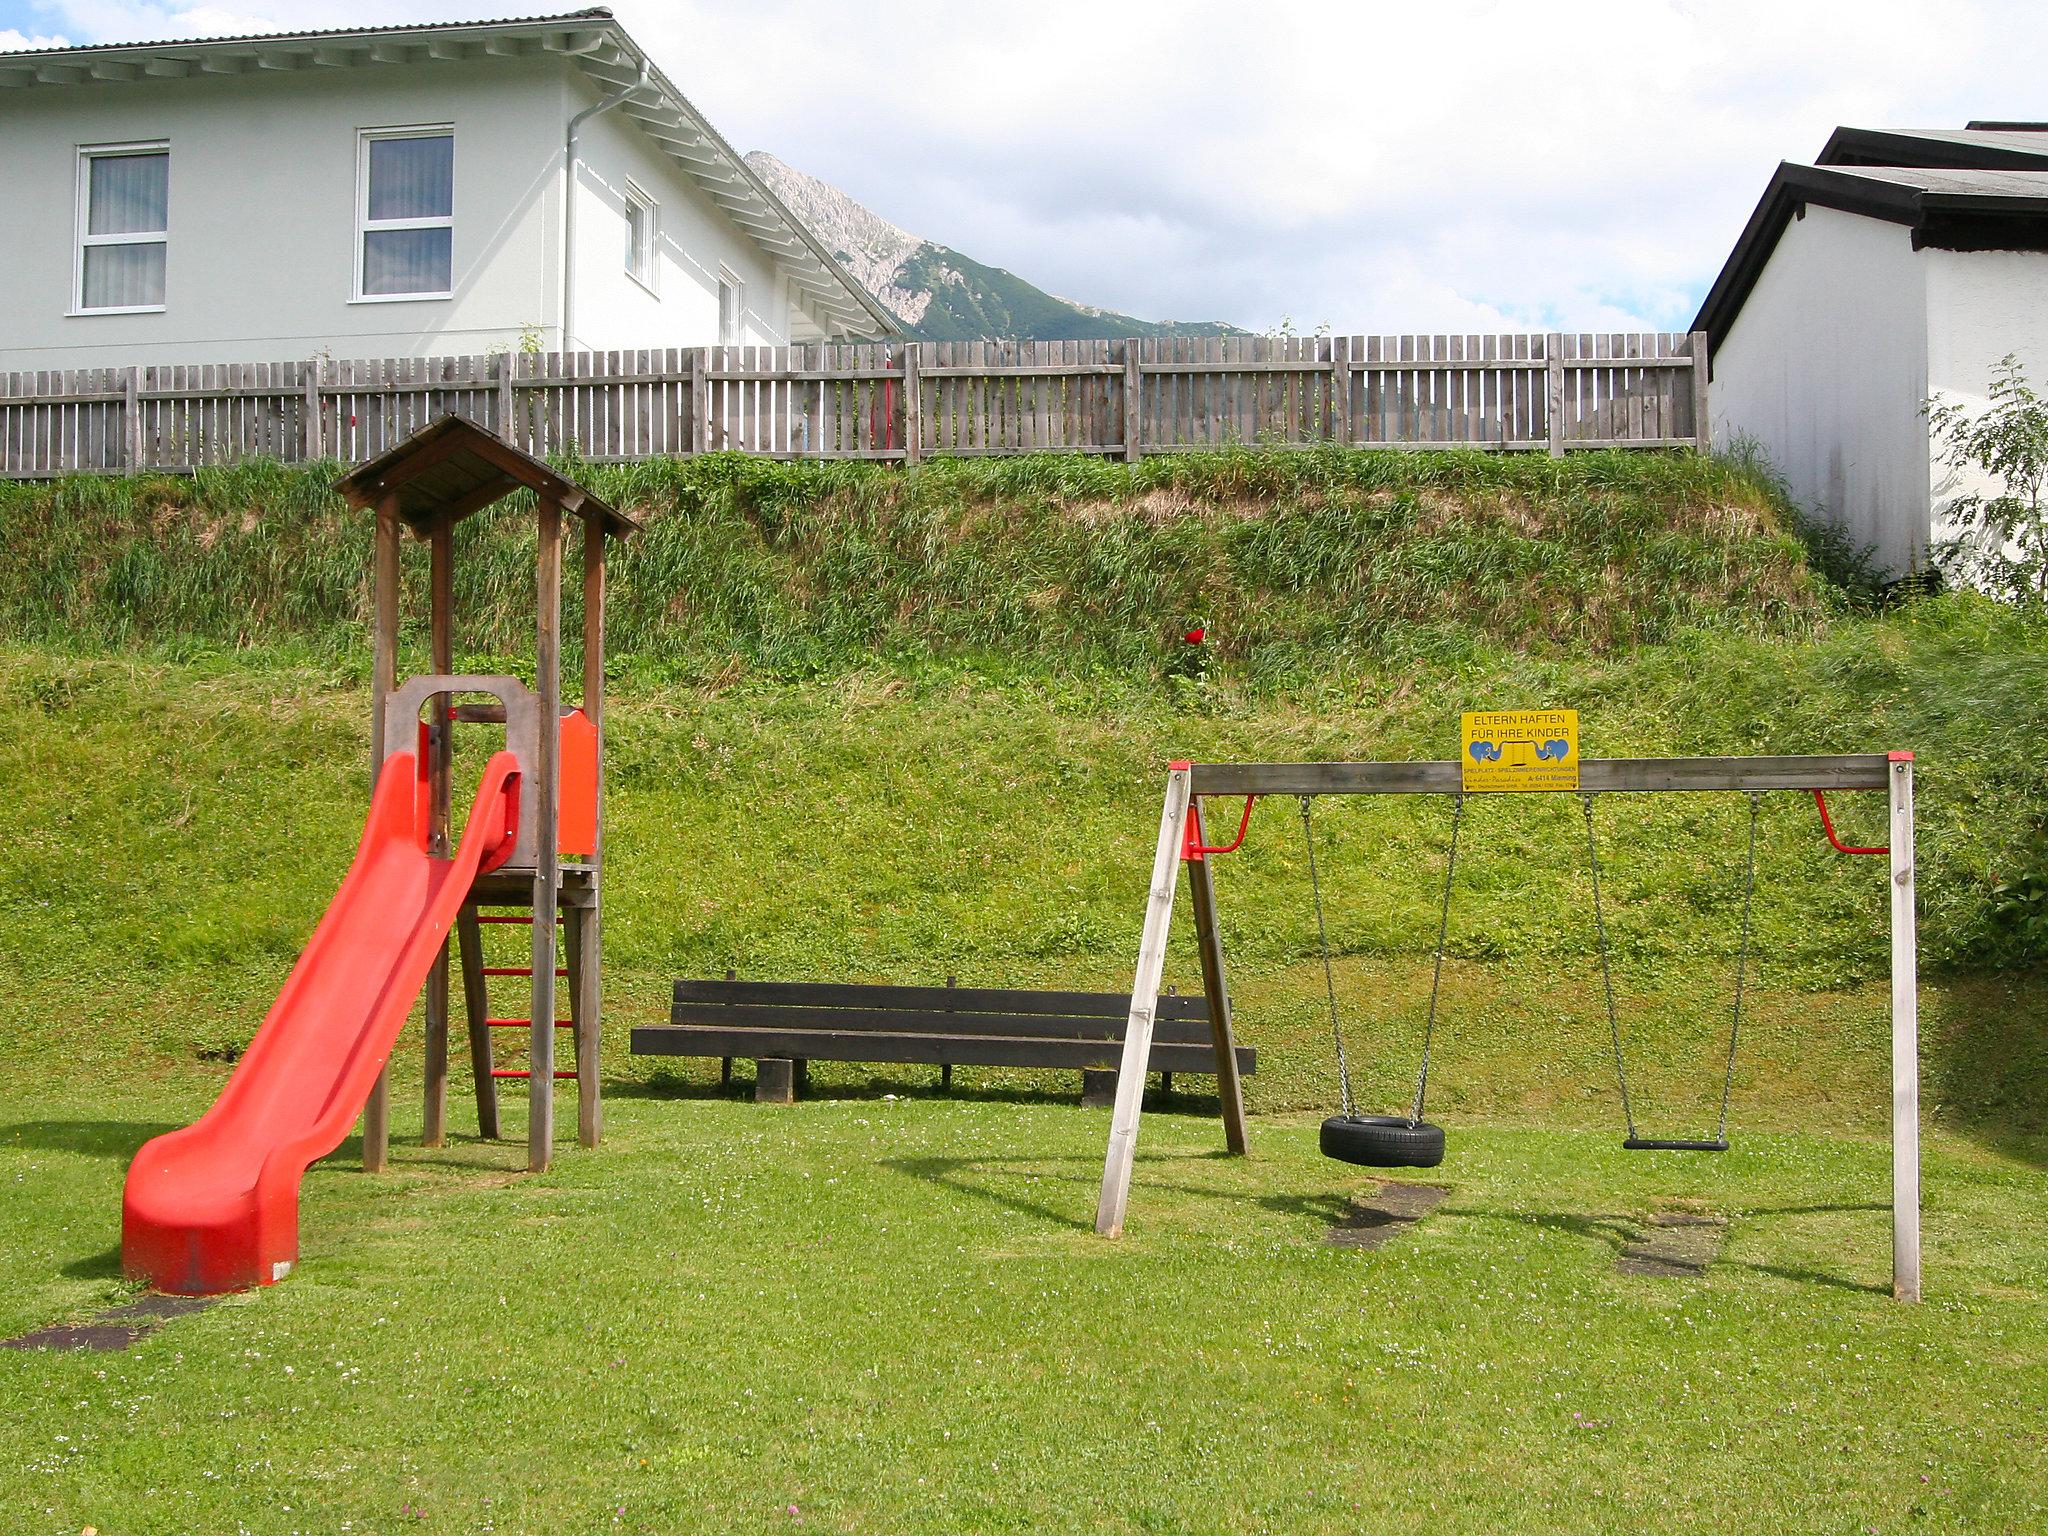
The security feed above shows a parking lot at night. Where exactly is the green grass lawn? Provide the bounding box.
[3,1068,2044,1535]
[2,606,2045,1533]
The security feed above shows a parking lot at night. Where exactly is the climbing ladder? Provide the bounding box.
[454,904,587,1139]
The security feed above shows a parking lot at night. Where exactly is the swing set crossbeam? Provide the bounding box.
[1188,753,1892,798]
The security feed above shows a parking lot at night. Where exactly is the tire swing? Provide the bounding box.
[1301,793,1463,1169]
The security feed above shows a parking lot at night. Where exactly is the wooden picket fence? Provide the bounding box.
[0,333,1708,478]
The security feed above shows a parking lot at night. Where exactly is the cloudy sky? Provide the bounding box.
[5,0,2045,332]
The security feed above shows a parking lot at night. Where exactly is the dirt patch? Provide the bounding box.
[2,1293,217,1353]
[1616,1212,1727,1278]
[1325,1181,1451,1251]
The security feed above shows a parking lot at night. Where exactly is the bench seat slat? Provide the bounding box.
[669,1000,1219,1043]
[672,977,1209,1021]
[630,1024,1254,1075]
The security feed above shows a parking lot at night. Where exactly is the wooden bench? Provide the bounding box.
[630,978,1255,1104]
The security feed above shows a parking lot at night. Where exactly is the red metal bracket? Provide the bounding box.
[1813,790,1888,856]
[1183,795,1259,861]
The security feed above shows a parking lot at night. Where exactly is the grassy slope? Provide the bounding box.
[2,451,2046,1532]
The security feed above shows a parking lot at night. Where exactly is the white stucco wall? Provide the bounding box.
[1710,204,1931,576]
[0,56,567,368]
[565,85,794,351]
[1922,247,2048,552]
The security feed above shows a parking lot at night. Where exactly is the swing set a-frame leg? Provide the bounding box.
[1099,764,1248,1237]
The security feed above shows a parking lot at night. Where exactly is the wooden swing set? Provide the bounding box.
[1093,744,1924,1303]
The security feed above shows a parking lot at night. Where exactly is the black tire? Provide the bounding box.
[1320,1114,1446,1169]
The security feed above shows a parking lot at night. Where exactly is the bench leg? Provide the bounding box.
[720,1056,733,1089]
[1081,1068,1118,1109]
[755,1058,795,1105]
[941,1062,953,1092]
[1159,1071,1174,1098]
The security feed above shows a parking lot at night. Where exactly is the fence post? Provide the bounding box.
[1328,335,1351,445]
[124,365,142,471]
[688,347,707,455]
[302,360,322,462]
[902,342,922,465]
[1545,334,1566,458]
[1690,329,1712,455]
[1122,341,1142,463]
[496,353,516,450]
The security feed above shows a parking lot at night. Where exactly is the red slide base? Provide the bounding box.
[122,750,521,1296]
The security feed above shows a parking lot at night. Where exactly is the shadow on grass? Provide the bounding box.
[62,1244,125,1282]
[882,1146,1242,1232]
[2,1120,177,1160]
[1479,1204,1893,1296]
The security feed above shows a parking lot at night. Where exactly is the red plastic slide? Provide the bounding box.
[123,750,523,1296]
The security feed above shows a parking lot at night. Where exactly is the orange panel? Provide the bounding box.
[558,707,599,857]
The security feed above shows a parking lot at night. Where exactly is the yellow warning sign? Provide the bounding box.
[1460,709,1580,793]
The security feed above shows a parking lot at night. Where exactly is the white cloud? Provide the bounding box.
[15,0,2048,331]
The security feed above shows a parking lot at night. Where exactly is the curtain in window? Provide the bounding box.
[82,244,166,308]
[367,135,452,220]
[87,153,168,235]
[363,228,453,296]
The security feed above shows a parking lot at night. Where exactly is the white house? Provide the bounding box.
[1694,124,2048,579]
[0,9,896,372]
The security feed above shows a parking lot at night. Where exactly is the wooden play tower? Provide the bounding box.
[335,417,636,1173]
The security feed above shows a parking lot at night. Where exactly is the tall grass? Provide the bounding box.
[0,447,1821,682]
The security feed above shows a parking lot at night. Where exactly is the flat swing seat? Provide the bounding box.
[1321,1114,1446,1169]
[1622,1136,1730,1153]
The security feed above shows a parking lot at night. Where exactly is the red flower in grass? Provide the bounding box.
[1183,626,1205,644]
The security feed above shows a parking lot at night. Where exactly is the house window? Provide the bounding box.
[76,143,169,313]
[718,270,745,344]
[356,126,453,300]
[624,182,657,293]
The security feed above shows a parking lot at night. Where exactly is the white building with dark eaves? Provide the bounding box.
[1695,123,2048,579]
[0,9,897,372]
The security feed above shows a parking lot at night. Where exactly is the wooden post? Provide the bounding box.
[1095,766,1192,1237]
[1328,335,1351,446]
[1889,752,1921,1303]
[576,516,605,1148]
[124,366,143,471]
[1184,802,1248,1156]
[902,343,923,465]
[528,494,563,1172]
[457,906,500,1139]
[1122,341,1142,463]
[421,521,455,1147]
[362,493,402,1173]
[304,360,323,462]
[496,354,516,448]
[689,348,707,455]
[1690,330,1712,455]
[1545,334,1566,458]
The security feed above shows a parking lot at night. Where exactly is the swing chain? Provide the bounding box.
[1410,792,1465,1124]
[1299,795,1354,1118]
[1716,792,1763,1143]
[1581,792,1639,1141]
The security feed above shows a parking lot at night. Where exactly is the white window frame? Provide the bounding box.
[624,179,659,296]
[352,123,455,305]
[73,140,169,316]
[718,266,746,345]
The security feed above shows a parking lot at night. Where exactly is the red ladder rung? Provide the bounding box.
[485,1017,574,1029]
[481,967,569,976]
[488,1068,580,1080]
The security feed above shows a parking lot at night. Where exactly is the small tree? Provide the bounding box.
[1927,354,2048,604]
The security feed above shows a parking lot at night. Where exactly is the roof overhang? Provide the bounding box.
[1692,161,2048,351]
[334,415,637,539]
[0,8,899,341]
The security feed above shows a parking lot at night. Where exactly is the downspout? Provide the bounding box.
[561,58,650,350]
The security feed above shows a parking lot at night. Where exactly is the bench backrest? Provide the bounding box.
[671,978,1213,1043]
